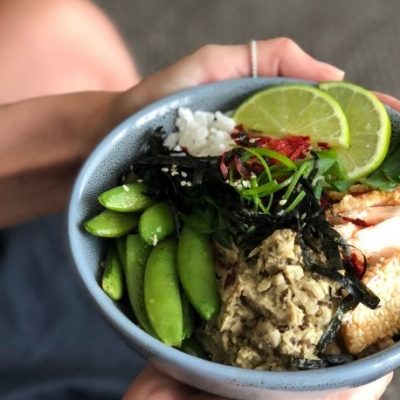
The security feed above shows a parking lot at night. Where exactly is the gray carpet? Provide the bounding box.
[94,1,400,398]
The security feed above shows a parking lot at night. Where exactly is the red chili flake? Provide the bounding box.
[341,216,369,228]
[233,153,251,179]
[348,252,367,279]
[231,130,311,160]
[320,194,332,210]
[224,271,236,288]
[317,142,330,149]
[251,134,310,160]
[219,152,229,179]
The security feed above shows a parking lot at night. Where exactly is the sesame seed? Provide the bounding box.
[279,199,287,206]
[180,181,187,187]
[181,171,188,177]
[186,182,192,187]
[137,179,143,183]
[161,167,169,172]
[171,171,179,176]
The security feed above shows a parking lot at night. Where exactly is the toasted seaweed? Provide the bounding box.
[316,296,358,353]
[285,356,328,370]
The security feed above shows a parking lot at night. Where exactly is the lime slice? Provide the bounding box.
[234,84,350,147]
[319,82,391,180]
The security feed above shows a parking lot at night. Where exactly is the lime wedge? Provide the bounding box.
[319,82,391,180]
[234,84,350,147]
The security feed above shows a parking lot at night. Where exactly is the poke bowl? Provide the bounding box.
[68,77,400,400]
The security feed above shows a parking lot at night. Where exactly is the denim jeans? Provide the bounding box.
[0,214,145,400]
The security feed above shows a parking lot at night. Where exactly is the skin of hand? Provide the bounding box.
[1,37,399,227]
[123,364,392,400]
[118,39,394,400]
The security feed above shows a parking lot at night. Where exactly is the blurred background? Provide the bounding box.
[94,0,400,396]
[96,0,400,98]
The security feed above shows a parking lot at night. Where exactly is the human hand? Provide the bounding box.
[121,37,345,113]
[124,364,392,400]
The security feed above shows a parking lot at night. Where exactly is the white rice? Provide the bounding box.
[163,107,236,157]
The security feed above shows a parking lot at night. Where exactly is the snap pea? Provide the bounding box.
[182,292,194,340]
[102,246,124,301]
[84,209,138,238]
[177,226,220,320]
[116,237,127,269]
[180,337,208,359]
[144,238,183,346]
[98,183,154,212]
[139,202,174,245]
[125,234,155,335]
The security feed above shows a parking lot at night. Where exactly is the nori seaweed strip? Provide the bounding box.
[296,179,380,309]
[316,295,359,353]
[320,354,354,365]
[285,356,328,370]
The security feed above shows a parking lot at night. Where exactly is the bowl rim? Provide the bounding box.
[68,77,400,392]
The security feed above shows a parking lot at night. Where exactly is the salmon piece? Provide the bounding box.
[347,216,400,257]
[341,253,400,354]
[330,190,400,353]
[332,187,400,214]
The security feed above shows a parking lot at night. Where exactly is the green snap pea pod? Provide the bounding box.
[116,237,127,268]
[180,337,208,359]
[98,183,154,212]
[139,202,174,245]
[102,246,124,301]
[181,292,194,340]
[177,226,220,320]
[84,209,138,238]
[144,238,183,346]
[125,234,155,336]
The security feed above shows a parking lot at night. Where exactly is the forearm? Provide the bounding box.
[0,91,134,227]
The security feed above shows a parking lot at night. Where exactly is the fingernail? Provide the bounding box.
[321,62,345,81]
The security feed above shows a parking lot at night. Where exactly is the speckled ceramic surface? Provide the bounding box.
[68,78,400,400]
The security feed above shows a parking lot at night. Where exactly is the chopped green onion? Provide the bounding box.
[285,190,306,213]
[282,161,311,201]
[247,148,297,170]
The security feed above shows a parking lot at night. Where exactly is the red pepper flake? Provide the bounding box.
[233,153,251,179]
[348,252,367,279]
[219,152,229,179]
[341,216,369,228]
[224,271,236,288]
[231,130,311,161]
[317,142,330,149]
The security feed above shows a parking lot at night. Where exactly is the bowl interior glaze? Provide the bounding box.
[68,78,400,399]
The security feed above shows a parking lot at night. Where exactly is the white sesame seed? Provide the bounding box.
[161,167,169,172]
[186,182,192,187]
[181,171,188,177]
[279,199,287,206]
[171,171,179,176]
[137,179,143,183]
[180,181,187,187]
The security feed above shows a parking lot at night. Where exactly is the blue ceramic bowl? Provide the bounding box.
[68,78,400,400]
